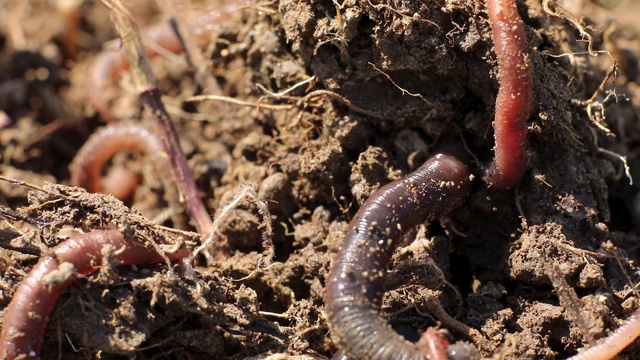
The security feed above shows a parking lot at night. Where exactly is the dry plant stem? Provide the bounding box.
[0,228,40,256]
[548,264,596,346]
[70,123,167,200]
[140,86,213,237]
[485,0,532,189]
[325,148,474,359]
[102,0,213,238]
[0,230,189,359]
[156,0,224,97]
[57,0,82,59]
[91,0,248,121]
[90,22,187,121]
[566,309,640,360]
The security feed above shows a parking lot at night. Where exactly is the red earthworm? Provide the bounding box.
[69,122,167,201]
[485,0,533,189]
[566,309,640,360]
[324,148,474,359]
[0,229,188,359]
[419,328,449,360]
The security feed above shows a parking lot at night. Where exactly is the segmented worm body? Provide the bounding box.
[485,0,532,189]
[0,230,188,359]
[70,123,167,201]
[566,309,640,360]
[324,149,473,359]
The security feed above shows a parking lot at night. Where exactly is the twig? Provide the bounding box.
[0,229,41,256]
[100,0,214,239]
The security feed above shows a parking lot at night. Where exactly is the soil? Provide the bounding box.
[1,0,640,359]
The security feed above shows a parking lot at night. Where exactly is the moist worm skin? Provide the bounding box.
[566,309,640,360]
[70,123,167,200]
[486,0,532,189]
[0,230,188,359]
[325,150,473,360]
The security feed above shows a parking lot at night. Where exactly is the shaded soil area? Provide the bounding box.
[2,0,640,359]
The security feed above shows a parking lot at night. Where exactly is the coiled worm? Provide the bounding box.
[69,123,167,201]
[324,148,474,359]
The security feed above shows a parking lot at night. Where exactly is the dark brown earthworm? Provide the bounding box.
[325,148,474,359]
[69,122,167,201]
[0,229,188,359]
[485,0,533,189]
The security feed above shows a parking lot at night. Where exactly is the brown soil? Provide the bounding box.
[2,0,640,359]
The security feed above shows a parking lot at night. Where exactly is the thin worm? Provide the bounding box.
[485,0,532,189]
[566,309,640,360]
[324,148,474,359]
[0,229,188,359]
[69,123,167,200]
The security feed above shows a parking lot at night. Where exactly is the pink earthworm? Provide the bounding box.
[325,147,474,359]
[485,0,533,189]
[419,328,450,360]
[0,229,188,359]
[69,122,167,201]
[566,309,640,360]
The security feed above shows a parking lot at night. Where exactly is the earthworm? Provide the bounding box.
[566,309,640,360]
[69,122,167,201]
[485,0,533,189]
[325,148,474,359]
[0,229,188,359]
[418,328,449,360]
